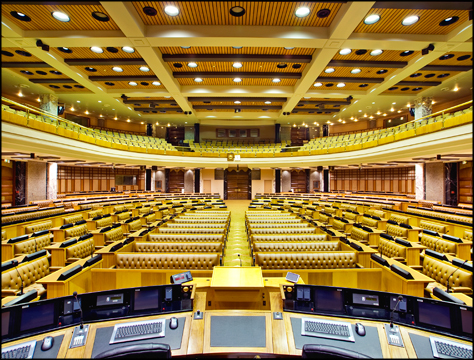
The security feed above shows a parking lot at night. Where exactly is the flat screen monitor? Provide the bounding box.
[2,311,10,337]
[133,287,160,311]
[353,293,379,307]
[314,287,344,314]
[460,307,472,335]
[20,302,55,332]
[417,301,451,330]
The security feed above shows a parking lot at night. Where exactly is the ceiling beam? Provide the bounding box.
[397,81,442,86]
[421,65,472,72]
[297,100,351,105]
[123,100,178,105]
[65,59,147,66]
[88,75,158,81]
[328,60,408,68]
[1,62,52,68]
[293,109,340,113]
[316,77,384,83]
[134,108,182,112]
[100,1,145,38]
[192,105,282,110]
[371,2,472,10]
[29,78,77,83]
[173,72,301,79]
[188,97,286,102]
[329,1,375,39]
[162,54,312,63]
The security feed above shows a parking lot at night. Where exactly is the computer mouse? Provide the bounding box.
[41,336,54,351]
[355,323,366,336]
[169,317,178,330]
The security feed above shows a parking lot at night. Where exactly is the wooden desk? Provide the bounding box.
[1,295,40,306]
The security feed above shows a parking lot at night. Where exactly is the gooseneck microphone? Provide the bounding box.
[238,254,242,267]
[12,260,24,295]
[73,291,84,329]
[446,260,468,293]
[390,295,403,328]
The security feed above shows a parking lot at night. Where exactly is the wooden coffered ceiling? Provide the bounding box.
[1,1,472,126]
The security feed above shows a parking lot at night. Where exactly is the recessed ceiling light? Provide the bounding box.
[232,46,243,49]
[284,47,294,50]
[314,82,322,87]
[325,68,335,73]
[52,11,70,22]
[194,78,203,82]
[265,101,271,104]
[92,11,109,22]
[336,83,345,87]
[139,66,150,72]
[370,49,383,56]
[181,46,191,49]
[364,14,380,25]
[128,82,137,86]
[164,5,179,16]
[187,62,198,68]
[85,67,97,72]
[457,55,471,61]
[350,68,361,74]
[127,119,130,122]
[233,78,242,82]
[388,87,398,90]
[11,11,31,21]
[152,81,161,86]
[402,15,419,26]
[234,101,241,104]
[229,6,245,17]
[439,54,454,60]
[439,16,459,26]
[98,100,102,103]
[90,46,103,53]
[339,48,351,55]
[272,78,281,83]
[122,46,135,53]
[376,69,388,74]
[400,50,414,57]
[295,7,310,18]
[112,66,123,72]
[277,63,287,69]
[233,62,242,68]
[359,84,368,88]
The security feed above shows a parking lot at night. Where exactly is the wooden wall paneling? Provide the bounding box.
[290,170,306,193]
[1,163,14,205]
[458,161,472,204]
[227,169,249,199]
[168,169,185,193]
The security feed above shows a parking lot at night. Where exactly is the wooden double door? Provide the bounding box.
[226,170,250,200]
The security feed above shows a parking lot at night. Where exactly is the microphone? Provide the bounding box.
[12,260,24,295]
[446,260,468,293]
[34,237,37,253]
[390,295,403,328]
[73,291,84,329]
[238,254,242,267]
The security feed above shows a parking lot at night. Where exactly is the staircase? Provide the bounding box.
[222,200,253,266]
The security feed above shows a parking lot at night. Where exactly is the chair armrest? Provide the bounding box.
[355,263,364,268]
[2,289,19,297]
[451,287,473,294]
[66,257,81,264]
[109,265,116,269]
[409,265,423,271]
[49,266,63,272]
[368,245,378,249]
[392,257,405,262]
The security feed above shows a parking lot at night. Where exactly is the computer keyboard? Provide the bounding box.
[301,318,355,342]
[109,319,165,344]
[1,340,37,359]
[430,336,472,359]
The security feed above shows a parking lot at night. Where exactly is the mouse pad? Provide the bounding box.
[290,317,383,358]
[33,334,64,359]
[91,317,185,358]
[210,316,266,348]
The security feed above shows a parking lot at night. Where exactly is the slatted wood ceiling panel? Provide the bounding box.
[313,83,376,91]
[98,81,165,89]
[332,50,419,62]
[1,4,119,31]
[43,85,92,93]
[160,47,314,55]
[296,104,342,109]
[191,101,285,106]
[1,48,43,62]
[318,67,397,78]
[169,62,306,73]
[354,8,469,35]
[126,97,174,101]
[7,68,71,79]
[428,52,472,66]
[140,110,182,113]
[51,47,142,59]
[195,109,279,112]
[381,87,426,94]
[400,71,461,82]
[75,65,157,76]
[299,98,348,102]
[177,78,296,86]
[134,2,342,26]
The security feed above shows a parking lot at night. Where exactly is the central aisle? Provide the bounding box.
[221,200,253,266]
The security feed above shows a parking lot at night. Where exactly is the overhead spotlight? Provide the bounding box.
[421,43,435,56]
[120,94,128,100]
[346,95,353,101]
[36,40,43,47]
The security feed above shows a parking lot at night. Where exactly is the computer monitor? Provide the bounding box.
[314,287,345,314]
[460,307,472,336]
[20,301,55,333]
[2,311,10,337]
[133,287,160,312]
[417,301,451,330]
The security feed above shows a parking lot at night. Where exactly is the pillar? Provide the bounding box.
[39,93,58,116]
[445,163,458,206]
[275,124,281,143]
[194,169,200,193]
[14,161,26,206]
[323,169,329,192]
[47,162,57,200]
[194,123,200,143]
[413,96,433,120]
[415,163,425,200]
[184,169,194,193]
[145,169,151,191]
[425,163,444,203]
[275,169,281,193]
[27,162,47,204]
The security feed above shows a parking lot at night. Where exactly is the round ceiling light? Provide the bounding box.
[181,46,191,49]
[232,46,243,49]
[325,83,334,87]
[233,62,242,68]
[187,62,198,68]
[339,48,351,55]
[265,101,272,104]
[49,85,60,89]
[143,7,157,16]
[295,7,310,18]
[91,11,109,22]
[233,78,242,82]
[437,73,450,78]
[292,64,302,69]
[234,101,241,104]
[457,55,471,61]
[141,82,149,86]
[364,14,380,25]
[152,81,161,85]
[355,49,367,55]
[272,78,281,83]
[351,68,361,74]
[164,5,179,16]
[388,87,398,90]
[230,6,245,17]
[410,73,422,78]
[2,51,14,57]
[85,67,97,72]
[105,82,115,86]
[10,11,31,21]
[36,70,47,75]
[112,66,123,72]
[336,83,346,87]
[376,69,388,74]
[412,87,422,91]
[57,47,72,53]
[277,63,287,69]
[122,46,135,53]
[359,84,368,88]
[402,15,419,26]
[317,9,331,18]
[284,47,295,50]
[139,66,150,72]
[20,70,34,75]
[50,70,62,75]
[400,50,414,56]
[314,82,322,87]
[106,47,118,53]
[439,54,454,60]
[128,82,137,86]
[370,49,383,56]
[325,68,335,73]
[424,74,435,78]
[90,46,103,54]
[194,78,203,82]
[173,63,183,68]
[52,11,70,22]
[400,87,409,91]
[439,16,459,26]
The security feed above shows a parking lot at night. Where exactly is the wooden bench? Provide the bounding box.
[378,236,426,266]
[419,233,472,261]
[1,232,52,262]
[255,251,361,269]
[147,233,225,243]
[253,241,340,252]
[47,236,95,267]
[419,220,447,234]
[114,252,221,269]
[24,220,54,234]
[134,242,222,254]
[386,223,422,242]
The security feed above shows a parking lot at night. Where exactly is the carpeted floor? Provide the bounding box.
[222,200,252,266]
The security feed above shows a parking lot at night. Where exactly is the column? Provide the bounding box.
[184,169,194,193]
[47,162,57,200]
[323,169,329,192]
[444,163,458,206]
[413,96,433,120]
[194,169,200,193]
[425,163,444,203]
[150,170,156,191]
[39,93,58,116]
[27,162,47,204]
[14,161,27,206]
[275,124,281,143]
[415,163,425,200]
